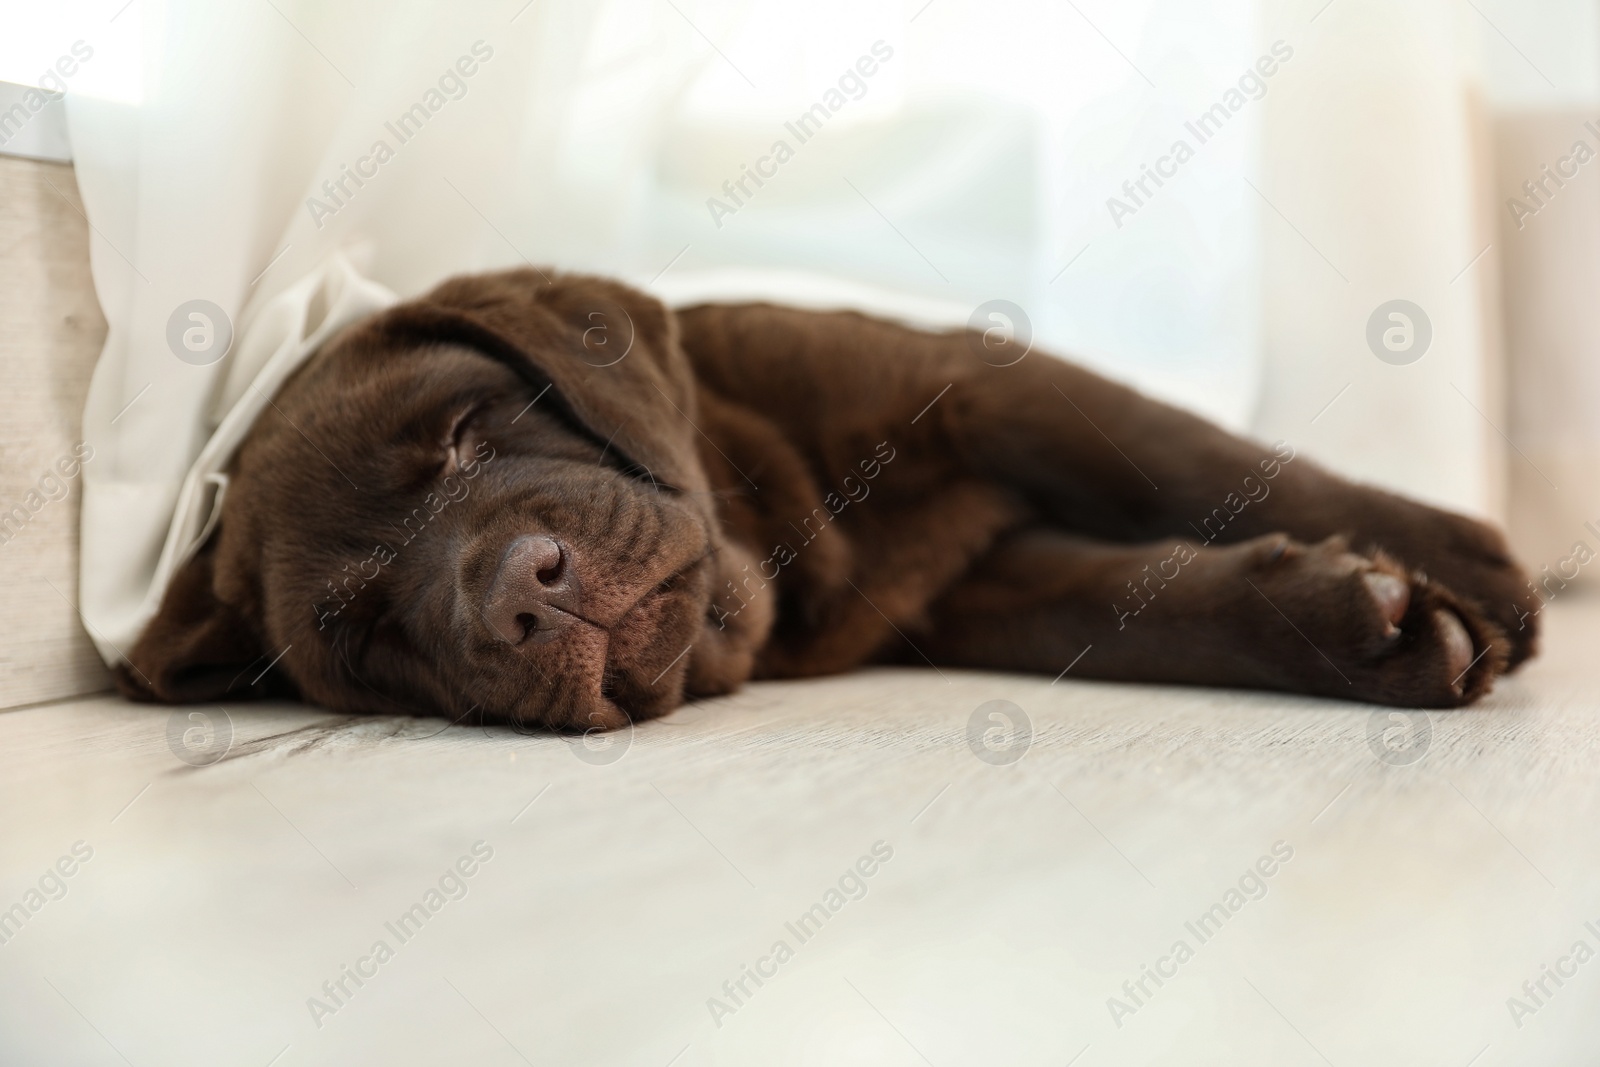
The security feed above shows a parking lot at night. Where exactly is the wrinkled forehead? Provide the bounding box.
[240,344,502,486]
[280,340,519,436]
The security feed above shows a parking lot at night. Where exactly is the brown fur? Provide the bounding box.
[116,269,1541,727]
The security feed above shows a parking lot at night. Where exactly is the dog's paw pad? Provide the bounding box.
[1432,609,1475,695]
[1362,571,1409,633]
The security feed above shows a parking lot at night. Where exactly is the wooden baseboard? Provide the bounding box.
[0,155,111,709]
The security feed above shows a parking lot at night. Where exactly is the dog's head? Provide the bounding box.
[117,270,753,731]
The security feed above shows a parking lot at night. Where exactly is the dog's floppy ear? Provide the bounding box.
[116,538,278,704]
[362,268,713,512]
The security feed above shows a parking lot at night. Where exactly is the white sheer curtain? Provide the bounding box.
[61,0,1584,660]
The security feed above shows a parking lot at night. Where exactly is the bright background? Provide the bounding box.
[1,0,1595,639]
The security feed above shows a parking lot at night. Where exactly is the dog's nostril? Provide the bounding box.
[481,535,582,645]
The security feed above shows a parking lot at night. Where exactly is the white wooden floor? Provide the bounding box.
[2,596,1597,1067]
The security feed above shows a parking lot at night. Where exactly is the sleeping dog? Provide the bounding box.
[117,270,1540,729]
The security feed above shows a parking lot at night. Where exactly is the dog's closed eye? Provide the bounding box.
[442,402,490,475]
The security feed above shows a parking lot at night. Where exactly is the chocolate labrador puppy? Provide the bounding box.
[117,269,1539,729]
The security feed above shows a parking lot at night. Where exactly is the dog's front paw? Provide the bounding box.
[1244,535,1508,707]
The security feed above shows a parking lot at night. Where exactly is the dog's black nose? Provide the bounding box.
[481,535,583,644]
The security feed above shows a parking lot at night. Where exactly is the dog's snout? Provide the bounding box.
[481,535,583,645]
